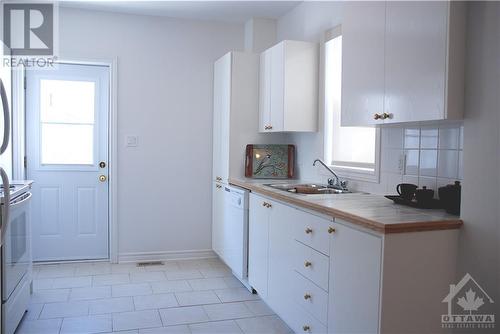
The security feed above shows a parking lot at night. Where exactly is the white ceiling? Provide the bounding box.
[59,1,301,24]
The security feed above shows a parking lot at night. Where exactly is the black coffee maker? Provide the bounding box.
[438,181,461,215]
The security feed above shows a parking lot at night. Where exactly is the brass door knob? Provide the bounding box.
[304,261,312,267]
[303,325,310,332]
[304,293,311,300]
[99,175,107,182]
[328,227,336,234]
[305,228,313,234]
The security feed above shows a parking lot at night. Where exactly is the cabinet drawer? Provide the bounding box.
[292,271,328,325]
[279,298,327,334]
[293,210,332,255]
[293,241,329,291]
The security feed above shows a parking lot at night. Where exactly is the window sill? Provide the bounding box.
[329,166,380,184]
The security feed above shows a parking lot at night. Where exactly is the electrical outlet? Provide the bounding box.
[126,136,138,147]
[399,153,406,173]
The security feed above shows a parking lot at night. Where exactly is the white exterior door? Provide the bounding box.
[26,63,110,261]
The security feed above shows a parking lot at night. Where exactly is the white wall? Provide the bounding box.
[277,0,498,315]
[460,1,500,316]
[58,8,244,260]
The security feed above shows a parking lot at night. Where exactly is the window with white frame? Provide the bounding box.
[323,27,380,181]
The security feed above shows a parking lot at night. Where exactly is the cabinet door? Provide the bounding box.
[269,43,284,132]
[213,53,231,183]
[259,50,272,132]
[341,1,386,126]
[248,194,270,298]
[384,1,448,123]
[211,182,224,257]
[328,221,382,334]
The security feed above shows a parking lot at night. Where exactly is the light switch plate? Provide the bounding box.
[126,136,138,147]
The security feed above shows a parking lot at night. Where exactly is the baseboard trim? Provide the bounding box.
[118,249,217,263]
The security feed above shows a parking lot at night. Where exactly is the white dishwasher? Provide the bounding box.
[221,185,249,284]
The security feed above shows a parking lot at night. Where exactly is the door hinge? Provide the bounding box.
[24,156,27,168]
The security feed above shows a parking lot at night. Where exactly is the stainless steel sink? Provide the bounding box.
[264,183,351,195]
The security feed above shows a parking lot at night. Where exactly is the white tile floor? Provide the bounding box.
[16,258,292,334]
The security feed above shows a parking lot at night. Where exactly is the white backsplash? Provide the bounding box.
[291,123,464,197]
[348,123,464,196]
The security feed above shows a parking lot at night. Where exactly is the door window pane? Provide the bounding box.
[39,79,96,165]
[41,124,94,165]
[40,79,95,124]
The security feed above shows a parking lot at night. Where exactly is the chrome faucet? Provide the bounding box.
[313,159,347,190]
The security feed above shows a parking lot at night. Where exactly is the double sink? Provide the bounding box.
[264,183,351,195]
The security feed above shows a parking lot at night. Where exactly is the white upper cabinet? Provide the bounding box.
[212,51,262,183]
[259,40,318,132]
[341,1,386,126]
[213,53,231,183]
[341,1,466,126]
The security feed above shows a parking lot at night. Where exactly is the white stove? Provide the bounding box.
[1,180,33,334]
[0,182,31,201]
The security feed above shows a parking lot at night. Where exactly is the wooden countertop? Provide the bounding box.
[229,178,463,234]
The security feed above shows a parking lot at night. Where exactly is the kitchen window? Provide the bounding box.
[323,27,380,182]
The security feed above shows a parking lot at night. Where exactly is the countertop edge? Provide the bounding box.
[229,178,463,234]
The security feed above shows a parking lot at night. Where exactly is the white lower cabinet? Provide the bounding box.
[248,193,458,333]
[327,221,382,334]
[248,193,271,298]
[211,181,225,257]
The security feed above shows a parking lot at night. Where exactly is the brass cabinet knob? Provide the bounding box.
[303,293,311,300]
[99,175,107,182]
[304,261,312,267]
[268,125,273,130]
[328,227,336,234]
[216,184,222,189]
[305,227,313,234]
[216,176,222,181]
[380,112,391,120]
[267,203,272,208]
[303,325,311,332]
[373,113,381,120]
[262,202,267,207]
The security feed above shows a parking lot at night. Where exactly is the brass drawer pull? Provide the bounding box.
[328,227,336,234]
[304,261,312,267]
[305,227,313,234]
[303,293,311,300]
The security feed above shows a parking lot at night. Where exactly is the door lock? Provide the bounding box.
[99,161,106,168]
[99,175,107,182]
